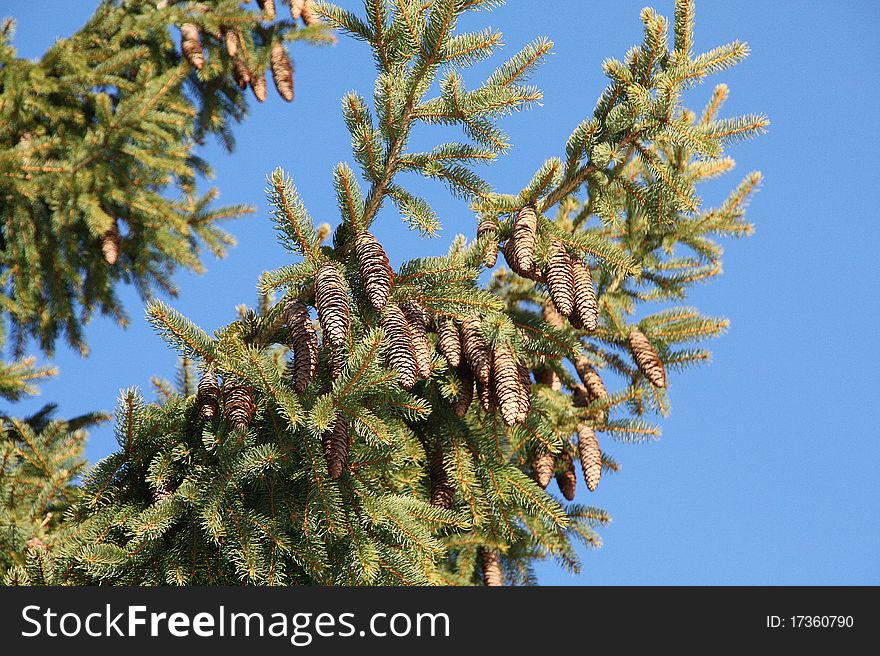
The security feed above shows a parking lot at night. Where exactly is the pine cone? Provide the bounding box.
[233,59,251,89]
[250,70,267,102]
[628,328,666,388]
[437,317,461,368]
[453,364,474,418]
[355,231,393,312]
[323,414,349,480]
[289,0,305,21]
[510,205,538,274]
[315,264,350,347]
[101,221,121,265]
[555,449,577,501]
[545,239,574,317]
[180,23,205,71]
[460,316,491,387]
[270,41,294,102]
[223,384,255,431]
[284,300,318,393]
[501,240,543,281]
[533,450,555,489]
[301,0,318,26]
[577,424,602,492]
[257,0,276,19]
[403,301,432,379]
[196,370,220,420]
[516,363,532,423]
[429,445,454,509]
[492,345,521,426]
[574,357,608,403]
[477,216,498,268]
[476,375,495,413]
[480,549,504,586]
[381,304,417,390]
[534,366,561,392]
[571,258,598,331]
[224,29,239,58]
[543,301,565,330]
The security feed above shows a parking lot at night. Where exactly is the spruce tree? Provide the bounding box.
[25,0,764,585]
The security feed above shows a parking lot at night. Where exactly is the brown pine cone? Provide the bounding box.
[477,216,498,268]
[233,59,251,89]
[250,70,267,102]
[355,231,393,312]
[223,383,255,431]
[628,328,667,388]
[323,414,349,480]
[437,317,461,368]
[516,363,532,423]
[460,316,491,387]
[480,548,504,586]
[180,23,205,71]
[577,424,602,492]
[289,0,305,21]
[429,445,454,509]
[101,220,121,265]
[571,258,598,331]
[545,239,574,317]
[476,375,495,413]
[555,450,577,501]
[491,345,521,426]
[501,239,543,281]
[196,370,220,420]
[223,29,239,58]
[381,304,417,390]
[284,300,318,392]
[315,264,350,347]
[453,363,474,418]
[403,301,432,379]
[270,41,294,102]
[301,0,318,26]
[574,357,608,402]
[257,0,276,19]
[510,205,538,274]
[533,450,555,489]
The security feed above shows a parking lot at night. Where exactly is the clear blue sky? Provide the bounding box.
[6,1,879,585]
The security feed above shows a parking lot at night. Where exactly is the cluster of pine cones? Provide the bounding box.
[176,0,320,103]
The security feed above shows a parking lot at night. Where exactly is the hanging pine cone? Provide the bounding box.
[224,29,239,58]
[101,220,121,265]
[233,59,251,89]
[180,23,205,71]
[381,304,417,390]
[501,239,543,281]
[628,328,666,388]
[355,231,393,312]
[196,370,220,420]
[574,357,608,403]
[534,366,562,391]
[511,205,538,274]
[284,300,318,393]
[492,345,521,426]
[437,317,461,368]
[257,0,276,19]
[403,301,432,379]
[460,316,491,387]
[323,414,349,480]
[250,70,267,102]
[577,424,602,492]
[223,384,255,431]
[301,0,318,26]
[477,216,498,268]
[429,445,454,509]
[315,264,350,347]
[516,363,532,423]
[543,301,565,330]
[453,364,474,418]
[480,549,504,586]
[571,258,598,331]
[533,450,555,489]
[555,449,577,501]
[289,0,305,21]
[330,348,344,380]
[476,375,495,413]
[270,41,294,101]
[545,239,574,317]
